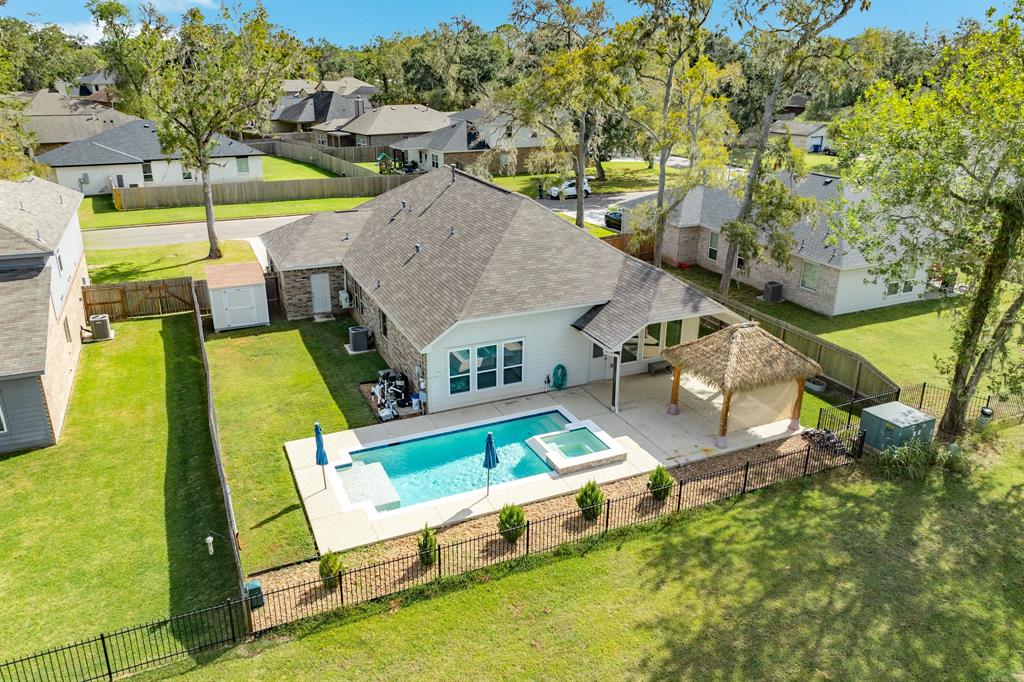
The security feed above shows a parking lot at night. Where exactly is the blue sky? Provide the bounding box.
[4,0,1005,46]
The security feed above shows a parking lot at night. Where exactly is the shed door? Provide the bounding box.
[310,273,332,314]
[223,286,256,327]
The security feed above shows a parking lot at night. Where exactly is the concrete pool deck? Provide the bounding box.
[285,373,796,553]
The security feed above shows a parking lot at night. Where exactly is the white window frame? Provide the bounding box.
[431,153,439,169]
[502,339,524,386]
[141,162,153,183]
[182,167,192,181]
[708,232,719,261]
[236,157,250,174]
[446,338,525,396]
[475,344,499,391]
[448,347,472,395]
[0,403,6,434]
[902,279,914,294]
[55,251,64,274]
[799,261,818,291]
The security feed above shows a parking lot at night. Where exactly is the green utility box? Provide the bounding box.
[860,401,935,453]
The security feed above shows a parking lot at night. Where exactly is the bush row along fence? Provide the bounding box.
[0,429,864,682]
[816,382,1024,433]
[685,284,898,399]
[81,275,279,321]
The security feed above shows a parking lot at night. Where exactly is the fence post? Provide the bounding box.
[919,382,926,409]
[339,571,345,606]
[227,599,237,642]
[436,544,442,579]
[741,462,750,494]
[675,479,683,511]
[803,445,811,476]
[817,407,824,429]
[100,633,114,681]
[525,521,531,555]
[604,500,611,533]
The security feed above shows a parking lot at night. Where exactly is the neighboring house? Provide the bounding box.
[281,77,376,97]
[37,120,264,195]
[75,70,116,96]
[391,107,544,173]
[782,93,809,116]
[331,104,453,148]
[769,120,830,153]
[262,167,726,414]
[270,88,375,134]
[0,177,88,454]
[625,173,927,317]
[20,90,136,153]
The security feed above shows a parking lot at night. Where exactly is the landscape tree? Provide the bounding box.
[305,38,366,81]
[90,1,304,259]
[716,0,867,296]
[364,33,418,103]
[0,18,104,92]
[833,2,1024,438]
[0,96,47,179]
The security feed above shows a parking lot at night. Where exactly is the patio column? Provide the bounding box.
[716,389,732,449]
[667,366,682,415]
[611,354,621,414]
[789,378,805,431]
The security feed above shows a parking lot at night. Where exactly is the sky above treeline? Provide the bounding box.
[4,0,1006,46]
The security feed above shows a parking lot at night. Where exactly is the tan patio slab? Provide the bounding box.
[293,466,342,521]
[367,506,446,545]
[551,386,609,420]
[431,493,499,526]
[427,403,503,428]
[313,511,379,554]
[491,392,559,415]
[383,415,440,438]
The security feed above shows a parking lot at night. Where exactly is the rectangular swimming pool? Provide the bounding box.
[343,410,569,509]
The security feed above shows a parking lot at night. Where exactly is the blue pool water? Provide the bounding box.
[347,411,568,508]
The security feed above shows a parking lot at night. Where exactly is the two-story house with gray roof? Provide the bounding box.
[0,177,89,453]
[262,167,730,414]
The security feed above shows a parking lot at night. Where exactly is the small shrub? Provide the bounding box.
[647,466,673,501]
[866,439,973,481]
[318,551,345,590]
[576,480,604,521]
[418,523,438,566]
[498,504,526,543]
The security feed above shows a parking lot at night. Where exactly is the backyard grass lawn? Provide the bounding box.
[555,211,617,238]
[79,195,371,230]
[353,161,380,173]
[87,240,256,283]
[261,156,337,181]
[205,318,386,574]
[667,264,960,386]
[0,317,237,658]
[492,161,680,195]
[155,428,1024,681]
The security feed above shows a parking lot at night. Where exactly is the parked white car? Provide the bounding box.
[547,178,591,199]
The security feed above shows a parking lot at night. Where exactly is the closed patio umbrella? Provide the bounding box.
[483,431,499,495]
[315,422,328,488]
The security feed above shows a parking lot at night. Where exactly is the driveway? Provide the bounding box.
[83,215,301,250]
[542,190,655,226]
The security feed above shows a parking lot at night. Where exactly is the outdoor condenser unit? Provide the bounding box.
[349,326,368,353]
[89,314,114,341]
[860,401,935,453]
[763,281,784,302]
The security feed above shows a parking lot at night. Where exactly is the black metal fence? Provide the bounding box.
[817,382,1024,433]
[1,430,863,682]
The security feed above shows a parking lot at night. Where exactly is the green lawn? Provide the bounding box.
[152,428,1024,681]
[668,264,959,386]
[205,318,387,573]
[729,146,841,175]
[0,317,237,658]
[492,161,681,195]
[87,240,256,284]
[353,161,380,173]
[79,195,372,230]
[261,156,337,181]
[555,211,617,238]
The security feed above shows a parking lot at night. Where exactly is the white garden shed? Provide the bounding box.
[205,261,270,332]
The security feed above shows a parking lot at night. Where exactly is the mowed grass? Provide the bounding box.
[492,161,680,195]
[261,156,337,181]
[205,318,386,573]
[667,264,960,386]
[0,317,237,658]
[79,195,372,230]
[152,429,1024,681]
[555,211,617,238]
[87,240,256,284]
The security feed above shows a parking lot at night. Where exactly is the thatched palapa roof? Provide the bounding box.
[662,322,821,394]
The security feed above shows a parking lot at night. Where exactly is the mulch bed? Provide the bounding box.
[246,434,840,631]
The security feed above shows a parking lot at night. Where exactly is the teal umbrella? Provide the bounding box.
[483,431,499,495]
[315,422,328,488]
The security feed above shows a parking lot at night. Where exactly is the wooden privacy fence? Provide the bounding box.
[601,232,654,261]
[241,134,393,164]
[83,274,278,320]
[244,140,378,178]
[113,173,415,210]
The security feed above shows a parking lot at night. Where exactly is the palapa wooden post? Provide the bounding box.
[667,366,682,415]
[716,390,732,449]
[790,378,805,431]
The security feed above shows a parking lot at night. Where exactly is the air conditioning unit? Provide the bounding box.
[763,281,784,302]
[339,290,352,309]
[349,326,368,352]
[89,314,114,341]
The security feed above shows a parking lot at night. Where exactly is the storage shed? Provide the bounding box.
[205,261,270,332]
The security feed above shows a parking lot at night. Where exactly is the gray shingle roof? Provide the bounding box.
[391,120,489,153]
[271,90,370,126]
[340,105,451,137]
[0,177,82,258]
[36,120,263,168]
[22,91,137,145]
[264,168,723,350]
[262,210,370,271]
[0,264,51,377]
[769,120,827,137]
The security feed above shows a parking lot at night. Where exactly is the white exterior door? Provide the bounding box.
[310,273,332,314]
[223,287,256,327]
[589,344,611,382]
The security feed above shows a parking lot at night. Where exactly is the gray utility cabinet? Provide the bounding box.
[860,401,936,452]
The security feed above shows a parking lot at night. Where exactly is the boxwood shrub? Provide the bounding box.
[576,480,604,521]
[418,523,438,566]
[318,551,345,590]
[498,503,526,543]
[647,465,673,501]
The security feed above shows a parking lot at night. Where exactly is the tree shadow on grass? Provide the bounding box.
[90,257,211,285]
[632,466,1024,680]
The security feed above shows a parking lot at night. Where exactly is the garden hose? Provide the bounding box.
[552,364,568,390]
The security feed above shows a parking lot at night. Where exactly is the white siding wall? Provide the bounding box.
[425,306,594,413]
[619,317,700,376]
[54,164,143,195]
[51,156,263,195]
[832,266,927,315]
[48,213,85,313]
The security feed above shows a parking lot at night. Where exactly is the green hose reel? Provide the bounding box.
[551,364,568,390]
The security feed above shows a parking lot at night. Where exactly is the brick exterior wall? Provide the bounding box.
[277,266,347,320]
[39,254,88,440]
[691,226,839,316]
[661,225,701,267]
[353,292,427,395]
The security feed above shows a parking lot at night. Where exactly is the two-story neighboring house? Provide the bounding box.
[0,177,89,454]
[391,108,545,173]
